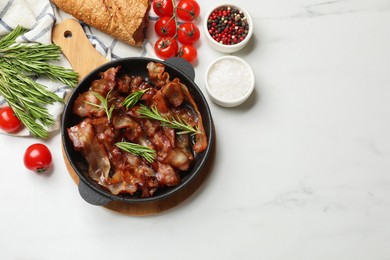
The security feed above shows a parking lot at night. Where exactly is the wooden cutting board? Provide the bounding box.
[52,18,215,216]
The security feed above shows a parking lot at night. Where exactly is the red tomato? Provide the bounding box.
[176,0,200,21]
[178,45,197,63]
[24,143,52,173]
[0,106,22,133]
[152,0,174,17]
[154,37,179,60]
[177,23,200,45]
[155,16,177,37]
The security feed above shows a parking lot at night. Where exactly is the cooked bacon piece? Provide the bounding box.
[111,94,126,109]
[171,106,197,128]
[156,162,180,186]
[176,133,194,161]
[152,90,170,115]
[140,87,157,106]
[102,153,159,197]
[163,127,175,148]
[130,75,144,90]
[141,118,160,137]
[91,117,115,145]
[163,148,191,171]
[147,62,170,87]
[150,130,172,161]
[67,118,94,151]
[67,119,111,181]
[161,80,184,107]
[112,115,142,142]
[90,66,119,96]
[73,90,105,118]
[117,74,132,94]
[102,170,138,195]
[161,134,193,171]
[113,114,140,130]
[176,78,208,153]
[136,135,155,152]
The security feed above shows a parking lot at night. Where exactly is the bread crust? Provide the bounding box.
[51,0,150,46]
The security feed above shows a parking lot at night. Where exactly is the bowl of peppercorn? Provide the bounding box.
[204,4,253,53]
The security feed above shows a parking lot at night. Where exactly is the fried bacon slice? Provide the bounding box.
[146,61,170,87]
[90,66,119,95]
[67,119,111,181]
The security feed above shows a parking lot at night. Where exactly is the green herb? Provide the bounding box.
[84,90,115,121]
[122,88,149,109]
[115,142,156,163]
[138,104,200,135]
[0,26,79,138]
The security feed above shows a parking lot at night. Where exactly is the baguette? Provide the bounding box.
[51,0,150,46]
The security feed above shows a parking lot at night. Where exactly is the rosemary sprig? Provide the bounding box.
[0,26,79,138]
[122,88,149,109]
[84,90,115,121]
[138,104,200,135]
[0,26,28,49]
[0,45,78,87]
[115,142,156,163]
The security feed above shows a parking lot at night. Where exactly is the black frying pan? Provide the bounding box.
[61,57,214,206]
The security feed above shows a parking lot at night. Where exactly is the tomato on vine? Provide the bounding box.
[178,45,197,63]
[176,0,200,21]
[0,106,22,133]
[154,37,179,60]
[24,143,52,173]
[152,0,201,61]
[177,23,200,45]
[152,0,174,17]
[155,16,177,37]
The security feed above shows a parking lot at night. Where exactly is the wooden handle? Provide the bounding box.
[52,18,108,81]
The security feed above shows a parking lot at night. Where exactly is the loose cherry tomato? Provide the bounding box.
[24,143,52,173]
[152,0,174,17]
[154,37,179,60]
[178,45,197,63]
[176,0,200,21]
[0,106,22,133]
[177,23,200,45]
[155,16,177,37]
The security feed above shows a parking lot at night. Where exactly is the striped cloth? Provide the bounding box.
[0,0,156,136]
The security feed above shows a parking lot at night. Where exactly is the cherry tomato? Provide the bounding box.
[152,0,174,17]
[0,106,22,133]
[24,143,52,173]
[178,45,197,63]
[154,37,179,60]
[176,0,200,21]
[177,23,200,45]
[155,16,177,37]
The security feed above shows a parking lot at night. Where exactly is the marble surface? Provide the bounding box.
[1,0,390,259]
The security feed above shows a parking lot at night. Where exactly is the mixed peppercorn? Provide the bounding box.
[207,6,249,45]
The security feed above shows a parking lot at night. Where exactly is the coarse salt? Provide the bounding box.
[207,58,252,101]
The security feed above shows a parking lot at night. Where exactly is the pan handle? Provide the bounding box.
[78,180,112,206]
[165,57,195,81]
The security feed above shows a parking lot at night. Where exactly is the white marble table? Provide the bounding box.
[1,0,390,259]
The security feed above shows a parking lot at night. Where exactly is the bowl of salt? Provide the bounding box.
[205,56,254,107]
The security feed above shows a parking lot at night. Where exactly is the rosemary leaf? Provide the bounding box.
[84,90,114,121]
[122,88,149,109]
[0,26,28,49]
[138,104,200,135]
[115,142,156,163]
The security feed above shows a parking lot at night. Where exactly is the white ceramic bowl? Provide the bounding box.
[205,56,255,107]
[204,4,253,53]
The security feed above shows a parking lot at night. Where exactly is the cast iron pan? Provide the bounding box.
[61,56,214,206]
